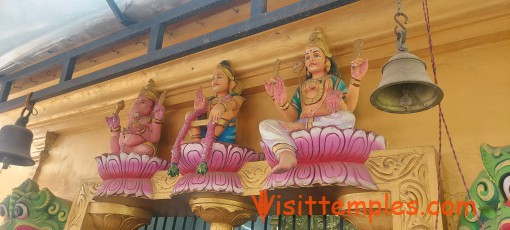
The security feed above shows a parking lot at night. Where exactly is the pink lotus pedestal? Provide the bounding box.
[95,152,170,198]
[262,126,385,190]
[173,142,264,195]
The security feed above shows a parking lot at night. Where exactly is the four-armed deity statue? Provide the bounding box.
[259,28,385,190]
[105,79,166,156]
[168,60,263,195]
[95,79,170,198]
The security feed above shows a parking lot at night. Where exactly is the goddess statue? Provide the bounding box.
[105,79,165,156]
[260,28,369,173]
[169,60,244,176]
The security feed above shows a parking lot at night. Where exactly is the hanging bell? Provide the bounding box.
[0,94,36,170]
[0,124,35,169]
[370,51,444,113]
[370,16,443,114]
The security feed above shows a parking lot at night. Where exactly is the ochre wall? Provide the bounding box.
[1,1,509,227]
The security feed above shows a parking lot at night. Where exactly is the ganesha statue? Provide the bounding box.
[168,60,263,195]
[0,179,71,230]
[95,79,170,198]
[458,143,510,229]
[259,28,385,190]
[105,79,166,156]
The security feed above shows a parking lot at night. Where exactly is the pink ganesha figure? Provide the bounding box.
[105,79,166,156]
[259,27,383,176]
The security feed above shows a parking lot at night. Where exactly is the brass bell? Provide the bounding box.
[370,12,443,114]
[370,51,444,113]
[0,94,36,170]
[0,124,35,169]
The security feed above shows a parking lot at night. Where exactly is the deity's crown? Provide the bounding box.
[216,60,235,81]
[307,27,332,58]
[139,79,160,102]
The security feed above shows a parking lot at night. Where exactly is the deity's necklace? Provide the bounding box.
[210,94,232,107]
[302,75,330,105]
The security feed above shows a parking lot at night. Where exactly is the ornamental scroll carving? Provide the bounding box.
[366,150,436,230]
[238,161,272,196]
[64,179,100,230]
[152,171,180,199]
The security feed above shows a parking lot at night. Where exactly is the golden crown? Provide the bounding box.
[306,27,332,58]
[139,79,160,102]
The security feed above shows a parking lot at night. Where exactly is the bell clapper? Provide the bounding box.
[400,88,413,112]
[0,157,9,173]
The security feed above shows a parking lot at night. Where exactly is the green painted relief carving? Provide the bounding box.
[0,179,71,230]
[458,143,510,229]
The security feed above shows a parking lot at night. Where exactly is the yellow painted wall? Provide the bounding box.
[1,0,509,227]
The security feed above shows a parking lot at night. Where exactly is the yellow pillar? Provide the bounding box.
[189,197,258,230]
[89,202,152,230]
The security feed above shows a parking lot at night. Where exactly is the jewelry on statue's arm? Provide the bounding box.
[279,101,291,111]
[110,126,121,132]
[350,78,361,87]
[152,117,163,124]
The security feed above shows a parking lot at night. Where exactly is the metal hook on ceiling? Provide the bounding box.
[393,12,408,35]
[111,47,120,55]
[46,71,56,77]
[135,36,147,46]
[29,77,38,84]
[88,56,97,63]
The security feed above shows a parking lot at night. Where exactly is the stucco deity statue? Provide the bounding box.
[105,79,166,156]
[169,60,244,176]
[259,28,369,174]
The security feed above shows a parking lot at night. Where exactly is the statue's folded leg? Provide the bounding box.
[259,119,297,158]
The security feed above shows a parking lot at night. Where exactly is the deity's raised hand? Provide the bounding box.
[194,87,207,112]
[351,58,369,81]
[152,91,167,120]
[273,77,287,106]
[105,114,120,130]
[264,79,275,98]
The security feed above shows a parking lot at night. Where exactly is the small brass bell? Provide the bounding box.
[0,124,35,169]
[0,95,36,170]
[370,8,443,114]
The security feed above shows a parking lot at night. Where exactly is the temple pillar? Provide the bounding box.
[189,197,258,230]
[89,202,152,230]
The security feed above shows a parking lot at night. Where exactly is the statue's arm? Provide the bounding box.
[275,100,298,122]
[345,85,360,112]
[345,58,368,112]
[265,77,298,121]
[144,103,165,143]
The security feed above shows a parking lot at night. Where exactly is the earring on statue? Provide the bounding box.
[326,60,331,73]
[229,82,235,93]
